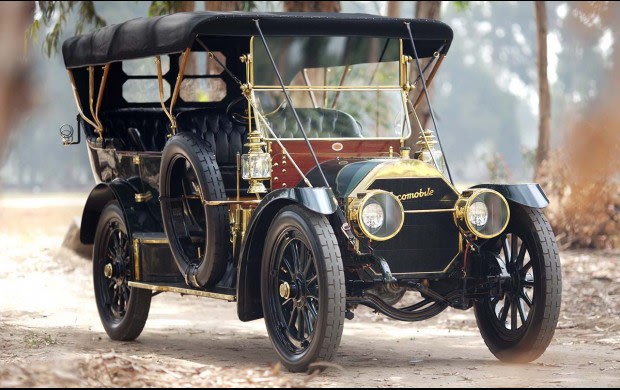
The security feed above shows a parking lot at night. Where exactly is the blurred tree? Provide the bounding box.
[27,1,106,57]
[283,1,340,12]
[0,2,34,163]
[534,1,550,179]
[387,1,400,17]
[205,1,254,11]
[149,1,195,15]
[28,1,257,57]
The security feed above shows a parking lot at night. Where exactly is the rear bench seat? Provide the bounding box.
[91,107,361,194]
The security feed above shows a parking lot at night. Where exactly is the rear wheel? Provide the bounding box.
[93,201,151,341]
[474,206,561,363]
[261,205,345,372]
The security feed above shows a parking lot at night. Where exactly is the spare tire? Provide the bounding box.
[160,132,229,288]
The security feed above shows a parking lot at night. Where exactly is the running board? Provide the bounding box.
[128,281,237,302]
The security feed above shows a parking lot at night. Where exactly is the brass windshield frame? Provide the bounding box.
[249,37,446,142]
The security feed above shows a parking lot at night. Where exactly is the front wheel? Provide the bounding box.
[93,201,151,341]
[261,205,345,372]
[474,206,562,363]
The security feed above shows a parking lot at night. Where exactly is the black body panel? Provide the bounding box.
[372,213,460,275]
[135,236,185,284]
[80,179,162,245]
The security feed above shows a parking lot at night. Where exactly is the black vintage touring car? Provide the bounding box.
[60,11,561,372]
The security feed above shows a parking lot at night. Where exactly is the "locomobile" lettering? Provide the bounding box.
[396,188,435,200]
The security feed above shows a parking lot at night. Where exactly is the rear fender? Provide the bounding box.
[80,179,161,245]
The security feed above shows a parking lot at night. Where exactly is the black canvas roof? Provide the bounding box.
[62,11,453,68]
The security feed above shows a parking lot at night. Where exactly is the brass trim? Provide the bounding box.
[302,68,319,108]
[348,190,405,242]
[134,191,153,203]
[66,69,99,132]
[133,239,140,281]
[169,48,190,114]
[346,158,457,199]
[128,281,236,302]
[236,152,241,201]
[88,66,104,142]
[399,38,405,87]
[279,282,291,299]
[155,56,177,133]
[203,200,261,206]
[253,85,402,91]
[133,236,203,245]
[94,63,110,137]
[104,263,113,279]
[264,136,407,141]
[132,155,141,165]
[454,189,510,239]
[404,208,456,214]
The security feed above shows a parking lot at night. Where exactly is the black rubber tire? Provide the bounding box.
[474,205,562,363]
[93,201,151,341]
[261,205,345,373]
[160,132,228,287]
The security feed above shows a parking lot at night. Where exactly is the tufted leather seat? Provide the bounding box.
[98,108,249,195]
[266,107,362,139]
[175,109,247,165]
[99,108,170,152]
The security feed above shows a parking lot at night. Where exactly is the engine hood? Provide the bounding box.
[304,157,458,200]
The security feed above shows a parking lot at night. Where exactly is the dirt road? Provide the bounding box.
[1,196,618,387]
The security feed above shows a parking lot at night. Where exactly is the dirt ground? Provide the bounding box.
[0,195,619,388]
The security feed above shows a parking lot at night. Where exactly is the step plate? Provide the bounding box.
[128,281,236,302]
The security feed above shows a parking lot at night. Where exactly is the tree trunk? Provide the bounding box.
[175,1,195,12]
[534,1,551,179]
[204,1,245,11]
[387,1,400,17]
[406,1,441,149]
[0,2,33,162]
[283,1,341,12]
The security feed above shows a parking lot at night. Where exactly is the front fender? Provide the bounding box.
[470,183,549,208]
[80,178,161,245]
[236,187,338,322]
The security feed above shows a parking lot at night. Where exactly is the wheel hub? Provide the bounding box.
[279,282,291,299]
[104,263,113,279]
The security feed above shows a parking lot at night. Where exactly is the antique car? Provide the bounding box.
[60,11,561,372]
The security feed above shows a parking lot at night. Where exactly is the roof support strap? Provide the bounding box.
[87,65,110,143]
[156,56,177,134]
[67,69,98,136]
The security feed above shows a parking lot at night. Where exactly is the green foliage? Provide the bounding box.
[148,1,179,16]
[454,1,470,12]
[27,1,106,57]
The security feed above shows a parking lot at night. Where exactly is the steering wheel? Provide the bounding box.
[226,96,252,126]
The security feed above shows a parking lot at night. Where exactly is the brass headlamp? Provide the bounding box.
[348,190,405,241]
[454,189,510,239]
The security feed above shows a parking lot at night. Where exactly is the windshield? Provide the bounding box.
[252,36,409,139]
